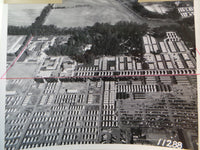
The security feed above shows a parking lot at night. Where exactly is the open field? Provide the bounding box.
[6,63,38,78]
[142,3,169,14]
[8,4,46,26]
[7,35,26,54]
[44,0,143,28]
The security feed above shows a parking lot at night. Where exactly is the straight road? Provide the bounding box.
[1,36,33,79]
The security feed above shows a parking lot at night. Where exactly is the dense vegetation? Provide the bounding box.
[32,4,53,28]
[178,17,195,48]
[9,21,148,64]
[8,4,53,35]
[8,1,195,63]
[8,4,53,59]
[45,22,148,63]
[152,16,195,57]
[152,16,195,48]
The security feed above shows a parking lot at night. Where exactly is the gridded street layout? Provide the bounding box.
[5,1,197,150]
[5,31,197,150]
[5,76,197,149]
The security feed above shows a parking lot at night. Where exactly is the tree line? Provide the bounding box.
[45,22,148,63]
[8,4,53,35]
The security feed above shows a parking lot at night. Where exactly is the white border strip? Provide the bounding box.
[0,1,7,150]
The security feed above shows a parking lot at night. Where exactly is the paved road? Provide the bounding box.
[1,36,33,79]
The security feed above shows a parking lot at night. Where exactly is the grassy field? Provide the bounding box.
[44,0,141,28]
[142,3,169,14]
[7,35,26,54]
[7,63,38,78]
[8,4,47,26]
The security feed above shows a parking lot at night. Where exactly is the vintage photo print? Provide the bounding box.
[4,0,197,150]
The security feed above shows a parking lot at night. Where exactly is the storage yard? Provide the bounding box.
[5,1,197,150]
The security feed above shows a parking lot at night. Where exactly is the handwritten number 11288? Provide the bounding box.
[157,139,183,149]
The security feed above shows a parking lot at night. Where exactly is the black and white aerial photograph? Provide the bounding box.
[4,0,197,150]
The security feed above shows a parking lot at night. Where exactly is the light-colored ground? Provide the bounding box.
[6,63,38,78]
[44,0,142,28]
[8,4,47,26]
[142,3,169,14]
[59,82,88,94]
[7,35,26,54]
